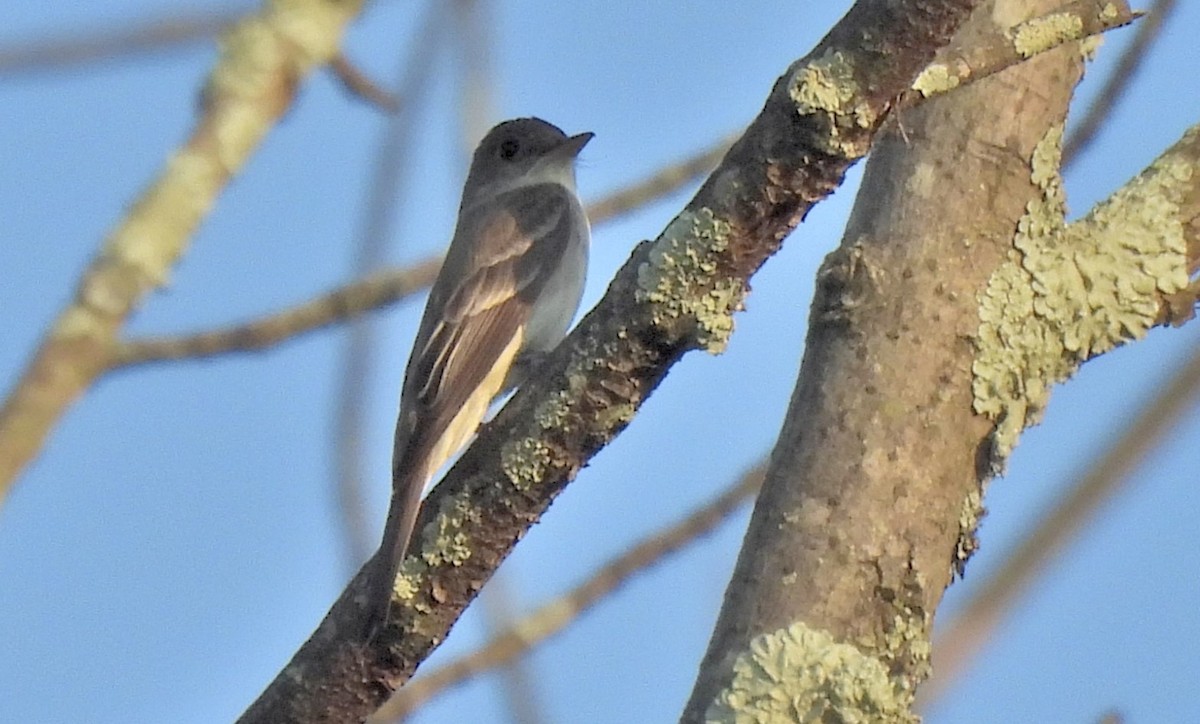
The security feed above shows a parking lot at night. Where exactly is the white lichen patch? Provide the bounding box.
[706,623,915,724]
[636,208,743,353]
[1011,12,1084,59]
[974,125,1192,464]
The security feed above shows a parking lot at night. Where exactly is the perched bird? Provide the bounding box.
[365,117,593,627]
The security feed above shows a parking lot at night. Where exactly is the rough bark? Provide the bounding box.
[682,1,1090,721]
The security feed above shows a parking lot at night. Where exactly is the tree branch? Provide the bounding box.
[237,2,983,721]
[918,121,1200,708]
[683,0,1198,718]
[110,260,440,368]
[373,463,765,722]
[924,336,1200,709]
[0,0,367,503]
[906,0,1138,105]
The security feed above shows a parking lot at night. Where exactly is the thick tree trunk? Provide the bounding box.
[683,1,1086,720]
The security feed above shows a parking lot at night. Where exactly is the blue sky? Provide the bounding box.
[1,2,1198,723]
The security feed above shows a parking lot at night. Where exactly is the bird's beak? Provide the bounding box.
[556,131,594,158]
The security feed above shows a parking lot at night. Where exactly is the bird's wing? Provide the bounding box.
[402,182,578,454]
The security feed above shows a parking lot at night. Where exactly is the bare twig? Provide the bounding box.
[1063,0,1178,168]
[919,341,1200,708]
[371,463,766,722]
[0,8,245,76]
[111,138,731,367]
[329,53,402,112]
[111,260,442,368]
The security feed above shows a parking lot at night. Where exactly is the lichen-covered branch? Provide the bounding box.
[682,1,1195,720]
[926,309,1200,708]
[975,122,1199,466]
[909,0,1137,101]
[936,122,1200,699]
[0,0,366,503]
[683,1,1104,720]
[237,1,982,722]
[373,463,764,721]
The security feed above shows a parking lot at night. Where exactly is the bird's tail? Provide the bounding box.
[363,452,427,634]
[364,337,521,633]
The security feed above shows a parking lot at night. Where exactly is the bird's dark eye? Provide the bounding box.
[498,138,520,160]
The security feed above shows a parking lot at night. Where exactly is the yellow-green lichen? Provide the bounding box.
[706,623,915,724]
[954,488,984,573]
[593,396,637,430]
[500,436,554,491]
[418,493,480,567]
[881,613,931,691]
[636,208,742,353]
[533,389,573,431]
[788,50,876,156]
[392,564,420,602]
[390,493,483,600]
[1080,33,1104,62]
[791,51,858,116]
[973,124,1192,465]
[911,63,962,98]
[1011,12,1084,59]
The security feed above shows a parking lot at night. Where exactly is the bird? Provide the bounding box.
[364,117,593,629]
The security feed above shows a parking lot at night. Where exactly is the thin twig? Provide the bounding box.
[111,138,731,367]
[329,53,402,112]
[918,341,1200,709]
[1063,0,1178,168]
[0,8,245,75]
[110,260,442,367]
[370,463,766,722]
